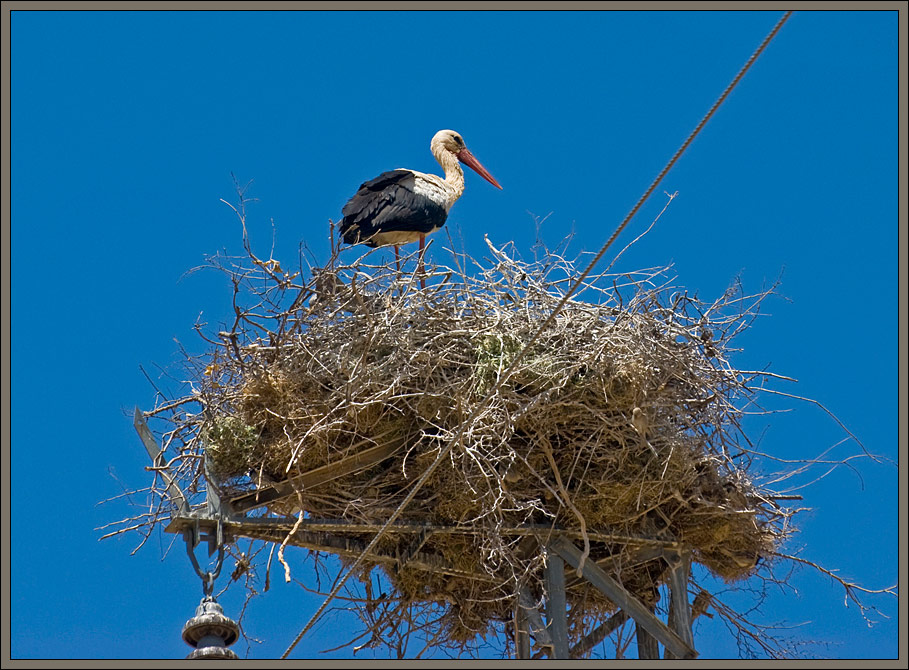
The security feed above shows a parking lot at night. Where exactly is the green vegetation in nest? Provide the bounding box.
[203,415,262,479]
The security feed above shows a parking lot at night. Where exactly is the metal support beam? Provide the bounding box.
[550,536,697,659]
[133,407,188,514]
[664,549,694,659]
[544,551,570,659]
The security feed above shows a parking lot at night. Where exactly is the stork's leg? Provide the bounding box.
[418,234,426,290]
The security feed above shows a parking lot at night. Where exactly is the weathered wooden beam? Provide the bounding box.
[550,536,697,659]
[664,549,694,659]
[570,610,628,659]
[165,515,682,545]
[518,587,553,648]
[636,614,661,659]
[229,435,408,512]
[514,598,531,659]
[545,552,570,659]
[163,516,498,583]
[239,526,497,582]
[563,544,665,590]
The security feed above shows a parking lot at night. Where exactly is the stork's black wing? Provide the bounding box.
[339,169,448,247]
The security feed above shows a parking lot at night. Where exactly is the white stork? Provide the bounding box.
[339,129,502,286]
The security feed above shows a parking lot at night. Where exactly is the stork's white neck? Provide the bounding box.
[429,143,465,208]
[437,149,465,192]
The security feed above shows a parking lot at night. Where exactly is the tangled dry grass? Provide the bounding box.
[205,237,787,584]
[109,199,893,659]
[136,217,800,648]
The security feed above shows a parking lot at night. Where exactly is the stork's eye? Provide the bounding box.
[454,135,464,147]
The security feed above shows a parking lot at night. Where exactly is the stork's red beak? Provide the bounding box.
[457,147,503,189]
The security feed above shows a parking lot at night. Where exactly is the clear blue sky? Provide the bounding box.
[9,8,901,661]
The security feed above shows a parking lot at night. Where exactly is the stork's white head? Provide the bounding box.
[430,129,466,156]
[430,129,502,190]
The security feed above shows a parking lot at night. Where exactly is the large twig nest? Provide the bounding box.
[187,236,791,643]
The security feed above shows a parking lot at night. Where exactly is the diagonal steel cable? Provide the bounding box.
[282,10,793,659]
